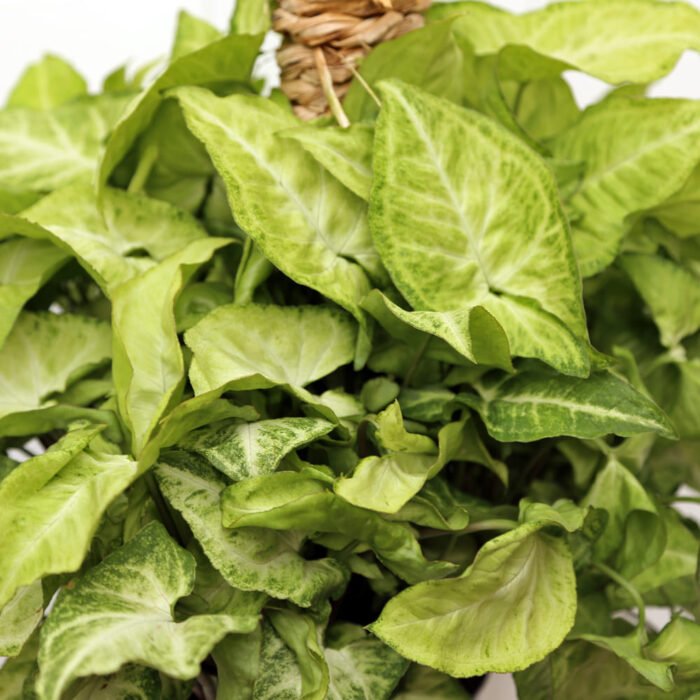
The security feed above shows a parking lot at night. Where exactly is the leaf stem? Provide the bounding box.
[143,472,188,546]
[420,518,518,540]
[313,48,350,128]
[593,562,647,643]
[663,495,700,504]
[127,143,158,194]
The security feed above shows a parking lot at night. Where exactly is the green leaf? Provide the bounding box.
[668,359,700,439]
[463,370,676,442]
[515,640,700,700]
[0,236,69,346]
[171,11,223,60]
[620,254,700,348]
[181,416,334,481]
[7,54,87,110]
[0,312,111,424]
[646,163,700,237]
[112,237,230,455]
[581,457,658,562]
[35,522,258,700]
[23,184,206,294]
[0,630,39,699]
[393,664,471,699]
[282,122,374,202]
[230,0,271,34]
[185,304,356,400]
[370,522,576,677]
[371,80,589,376]
[0,426,137,610]
[99,32,262,189]
[389,477,470,532]
[344,20,465,121]
[173,87,374,332]
[155,455,348,606]
[67,665,162,700]
[0,582,42,656]
[647,617,700,681]
[0,95,131,192]
[553,99,700,276]
[325,624,408,699]
[430,0,700,84]
[575,633,674,691]
[221,471,457,583]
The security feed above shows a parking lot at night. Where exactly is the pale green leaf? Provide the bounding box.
[155,455,348,607]
[23,183,206,294]
[575,633,674,691]
[669,359,700,439]
[282,122,374,202]
[389,477,470,531]
[325,624,408,700]
[7,54,87,110]
[582,457,658,561]
[393,664,470,699]
[371,81,589,376]
[173,87,374,334]
[222,471,457,583]
[181,416,334,481]
[620,254,700,348]
[99,33,262,189]
[231,0,270,34]
[647,617,700,681]
[370,522,576,677]
[464,371,676,442]
[0,237,69,346]
[186,303,356,399]
[646,163,700,237]
[68,665,162,700]
[344,20,465,121]
[0,630,39,700]
[0,426,137,610]
[112,237,230,455]
[0,582,42,656]
[36,522,258,700]
[553,98,700,276]
[171,11,222,60]
[0,312,111,423]
[430,0,700,84]
[0,94,131,192]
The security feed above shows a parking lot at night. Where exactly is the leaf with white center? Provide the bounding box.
[0,236,69,346]
[620,254,700,348]
[371,81,589,376]
[283,123,374,202]
[112,237,231,456]
[186,304,356,401]
[325,624,408,700]
[222,471,457,583]
[7,54,87,110]
[181,416,334,481]
[553,98,700,276]
[0,312,111,425]
[463,370,676,442]
[173,87,374,335]
[0,94,131,192]
[35,522,258,700]
[430,0,700,84]
[156,454,348,606]
[23,184,206,294]
[0,582,42,656]
[0,426,137,610]
[99,32,262,188]
[370,522,577,677]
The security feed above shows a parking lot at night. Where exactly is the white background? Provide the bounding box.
[1,1,699,698]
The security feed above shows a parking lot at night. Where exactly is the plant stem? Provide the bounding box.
[143,471,188,546]
[594,561,647,643]
[127,143,158,193]
[420,518,518,540]
[314,48,350,128]
[664,495,700,504]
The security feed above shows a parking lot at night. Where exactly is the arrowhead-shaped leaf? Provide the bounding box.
[371,81,589,376]
[0,582,42,657]
[155,455,348,606]
[36,522,258,700]
[7,54,87,110]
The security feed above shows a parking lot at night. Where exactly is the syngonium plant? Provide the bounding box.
[1,0,700,698]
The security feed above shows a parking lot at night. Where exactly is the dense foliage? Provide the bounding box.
[1,1,700,698]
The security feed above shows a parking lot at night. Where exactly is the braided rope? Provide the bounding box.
[273,0,431,120]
